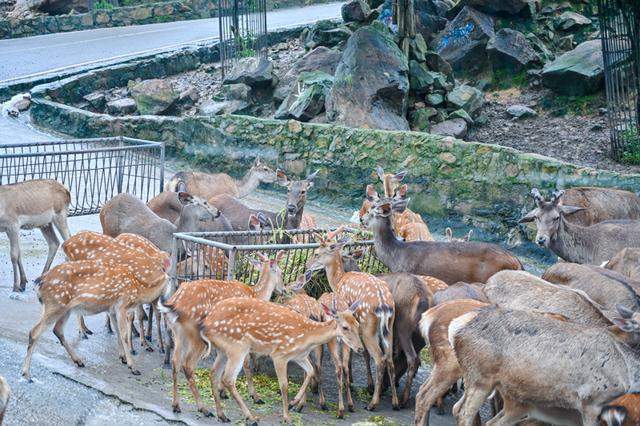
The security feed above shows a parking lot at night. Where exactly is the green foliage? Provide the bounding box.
[94,0,115,10]
[419,347,432,365]
[621,127,640,165]
[539,93,603,116]
[154,15,173,23]
[491,69,528,90]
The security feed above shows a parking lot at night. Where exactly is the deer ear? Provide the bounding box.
[366,184,379,202]
[559,205,584,216]
[445,227,453,240]
[612,318,637,332]
[177,192,194,205]
[254,156,262,166]
[519,208,538,223]
[616,304,635,319]
[376,166,385,181]
[247,257,262,269]
[465,230,473,241]
[391,197,409,213]
[176,181,188,193]
[321,303,332,317]
[276,169,289,187]
[306,170,319,182]
[394,171,408,181]
[248,214,261,230]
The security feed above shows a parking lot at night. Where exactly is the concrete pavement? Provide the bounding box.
[0,2,342,83]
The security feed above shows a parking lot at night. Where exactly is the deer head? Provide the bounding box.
[321,300,364,353]
[610,304,640,347]
[306,226,349,272]
[247,250,286,296]
[248,157,277,184]
[177,192,221,224]
[277,169,318,218]
[519,189,584,247]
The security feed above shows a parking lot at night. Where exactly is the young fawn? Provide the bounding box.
[306,227,400,411]
[199,297,364,424]
[160,251,286,416]
[22,238,170,381]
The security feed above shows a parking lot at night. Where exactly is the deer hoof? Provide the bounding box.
[245,419,258,426]
[75,359,85,368]
[392,403,400,411]
[200,408,214,417]
[172,405,181,414]
[130,368,141,376]
[145,335,152,342]
[120,356,127,364]
[145,347,154,353]
[365,403,377,411]
[337,410,344,419]
[130,349,137,356]
[218,414,230,423]
[320,403,328,411]
[348,405,355,413]
[253,397,264,405]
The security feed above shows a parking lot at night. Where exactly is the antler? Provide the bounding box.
[551,189,565,205]
[326,225,346,242]
[530,188,545,206]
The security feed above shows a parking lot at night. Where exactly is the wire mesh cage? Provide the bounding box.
[218,0,268,77]
[0,137,164,216]
[598,0,640,158]
[171,228,388,297]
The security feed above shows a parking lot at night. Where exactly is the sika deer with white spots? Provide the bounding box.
[0,179,71,293]
[159,251,286,416]
[199,297,363,425]
[306,227,400,411]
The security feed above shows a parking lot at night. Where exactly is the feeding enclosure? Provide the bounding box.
[0,137,164,216]
[218,0,268,77]
[171,228,387,297]
[598,0,640,158]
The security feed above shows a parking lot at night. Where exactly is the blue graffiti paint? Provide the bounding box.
[437,22,475,50]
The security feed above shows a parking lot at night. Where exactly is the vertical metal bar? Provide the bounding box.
[227,248,237,281]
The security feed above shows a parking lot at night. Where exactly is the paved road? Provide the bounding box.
[0,2,342,83]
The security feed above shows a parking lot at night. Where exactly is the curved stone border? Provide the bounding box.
[0,0,337,40]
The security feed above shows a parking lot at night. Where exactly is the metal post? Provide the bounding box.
[227,248,237,281]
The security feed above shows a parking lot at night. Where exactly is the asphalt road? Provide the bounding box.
[0,2,342,83]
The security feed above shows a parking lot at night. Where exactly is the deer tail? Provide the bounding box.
[599,405,627,426]
[374,288,393,357]
[198,322,213,360]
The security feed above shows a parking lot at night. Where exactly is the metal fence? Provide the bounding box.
[598,0,640,158]
[171,228,387,297]
[218,0,268,77]
[0,137,164,216]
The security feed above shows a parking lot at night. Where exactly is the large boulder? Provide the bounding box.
[432,6,495,72]
[128,79,179,115]
[487,28,540,71]
[9,0,89,17]
[198,99,250,116]
[275,71,333,121]
[431,118,468,138]
[106,98,137,116]
[327,23,410,130]
[273,47,341,102]
[414,0,449,41]
[304,20,352,50]
[341,0,371,22]
[223,57,275,89]
[447,84,484,116]
[451,0,539,16]
[557,11,592,31]
[542,39,604,96]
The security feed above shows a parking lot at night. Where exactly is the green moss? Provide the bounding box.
[491,68,528,90]
[367,415,399,425]
[539,92,604,116]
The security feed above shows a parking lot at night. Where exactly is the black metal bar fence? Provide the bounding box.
[171,228,388,297]
[598,0,640,158]
[218,0,268,77]
[0,137,164,216]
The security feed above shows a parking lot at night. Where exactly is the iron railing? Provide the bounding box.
[0,137,164,216]
[171,228,387,297]
[598,0,640,158]
[218,0,268,77]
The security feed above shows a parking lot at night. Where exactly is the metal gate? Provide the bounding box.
[598,0,640,158]
[218,0,268,77]
[0,137,164,216]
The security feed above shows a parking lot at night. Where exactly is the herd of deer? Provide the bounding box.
[2,159,640,425]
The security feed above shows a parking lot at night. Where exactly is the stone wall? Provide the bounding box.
[0,0,337,39]
[30,96,640,233]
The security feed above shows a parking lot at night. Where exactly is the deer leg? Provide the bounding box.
[105,313,114,334]
[115,305,140,375]
[310,346,321,395]
[164,320,173,366]
[171,330,184,413]
[52,213,70,241]
[52,311,84,367]
[39,224,59,274]
[398,329,420,408]
[363,347,374,394]
[77,315,93,339]
[273,357,292,424]
[210,351,230,422]
[184,353,212,417]
[341,345,355,413]
[243,354,263,404]
[289,356,315,413]
[457,384,493,426]
[108,311,125,363]
[413,360,460,426]
[221,349,256,424]
[126,311,137,355]
[22,306,63,381]
[314,345,327,410]
[362,332,386,411]
[384,322,399,410]
[137,306,153,352]
[155,306,165,353]
[145,303,153,342]
[7,228,27,292]
[328,339,345,418]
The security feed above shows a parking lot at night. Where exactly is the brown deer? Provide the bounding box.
[414,299,488,426]
[433,282,488,305]
[22,240,170,381]
[560,186,640,226]
[160,251,285,415]
[606,247,640,283]
[520,188,640,264]
[164,157,277,199]
[600,393,640,426]
[0,375,9,425]
[0,179,71,293]
[363,188,522,284]
[306,227,400,411]
[199,297,364,424]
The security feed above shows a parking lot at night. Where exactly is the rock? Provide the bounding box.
[178,86,200,106]
[453,0,539,16]
[427,93,444,106]
[273,47,341,102]
[432,6,495,72]
[304,20,352,50]
[221,83,252,102]
[409,34,429,62]
[327,23,410,131]
[83,92,106,111]
[223,57,275,89]
[557,11,592,31]
[341,0,371,22]
[128,79,179,115]
[275,71,333,121]
[9,0,88,17]
[449,108,474,123]
[409,60,435,93]
[447,84,484,116]
[414,1,449,41]
[542,39,604,96]
[106,98,137,115]
[526,32,554,63]
[506,104,537,119]
[431,118,467,138]
[556,35,574,51]
[487,28,540,71]
[425,51,454,78]
[198,99,250,116]
[410,107,437,131]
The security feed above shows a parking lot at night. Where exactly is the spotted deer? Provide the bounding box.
[0,375,9,425]
[198,297,363,424]
[159,251,286,416]
[0,179,71,293]
[164,157,277,200]
[22,244,171,381]
[306,227,400,411]
[600,393,640,426]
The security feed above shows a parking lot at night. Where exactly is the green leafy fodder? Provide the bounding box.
[621,127,640,165]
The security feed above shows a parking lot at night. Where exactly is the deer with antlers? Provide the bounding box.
[306,226,400,411]
[159,251,286,416]
[198,297,363,424]
[22,236,170,381]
